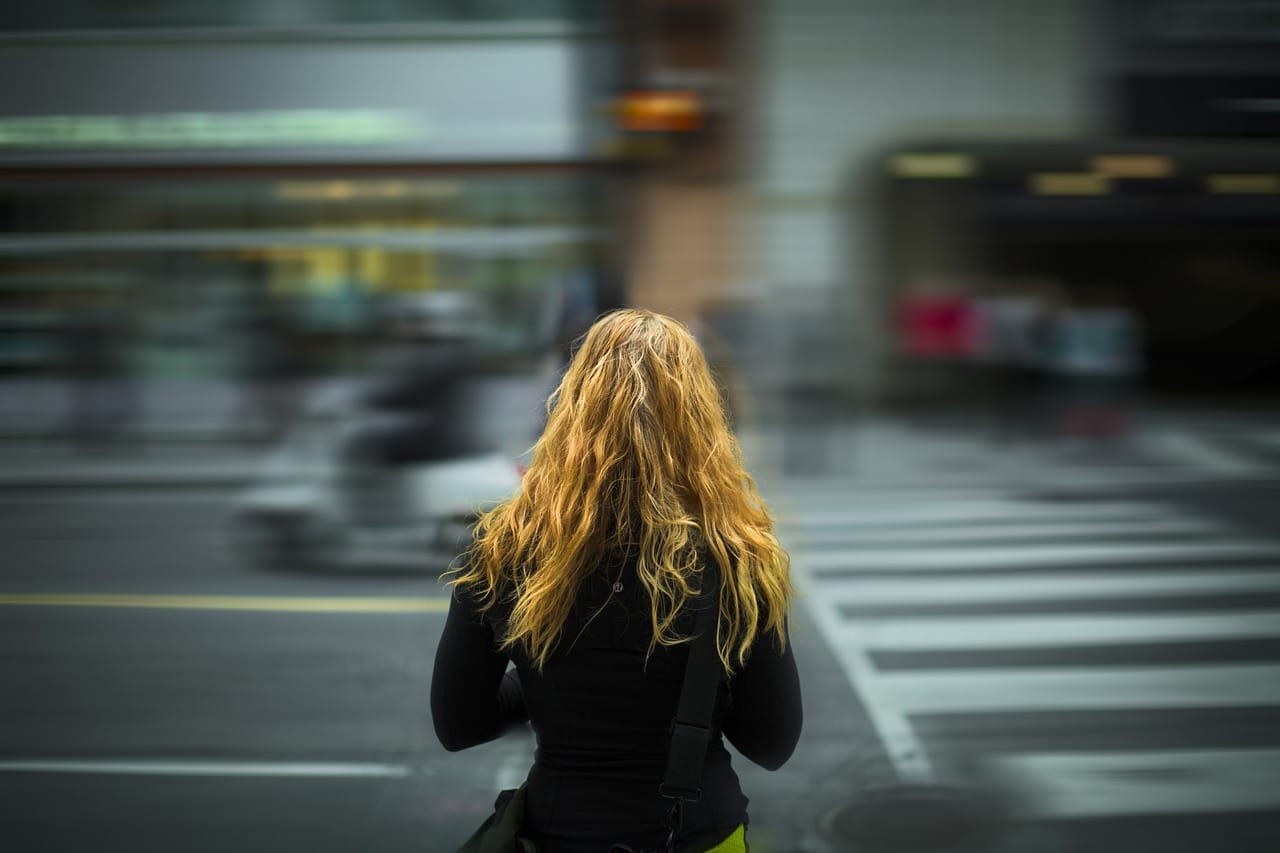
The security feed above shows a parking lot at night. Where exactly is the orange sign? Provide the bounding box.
[616,91,704,132]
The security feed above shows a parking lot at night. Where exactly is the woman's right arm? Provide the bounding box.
[430,587,526,752]
[721,627,802,770]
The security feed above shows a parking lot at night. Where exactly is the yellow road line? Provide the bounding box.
[0,593,450,614]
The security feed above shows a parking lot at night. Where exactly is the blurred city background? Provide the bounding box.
[1,1,1279,851]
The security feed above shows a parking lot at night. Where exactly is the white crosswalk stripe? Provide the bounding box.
[989,748,1280,817]
[764,420,1280,494]
[879,663,1280,713]
[1142,430,1260,475]
[774,479,1280,821]
[794,500,1191,529]
[801,517,1226,545]
[804,539,1280,573]
[820,571,1280,607]
[851,612,1280,650]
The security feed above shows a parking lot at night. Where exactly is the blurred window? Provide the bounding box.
[0,171,605,380]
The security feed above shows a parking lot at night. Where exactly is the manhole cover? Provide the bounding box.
[822,784,1002,851]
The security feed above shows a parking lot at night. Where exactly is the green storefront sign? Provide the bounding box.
[0,110,422,150]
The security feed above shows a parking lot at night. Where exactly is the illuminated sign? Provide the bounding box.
[616,92,704,133]
[889,153,977,179]
[1205,173,1280,194]
[0,110,421,150]
[1090,154,1175,179]
[1029,172,1112,196]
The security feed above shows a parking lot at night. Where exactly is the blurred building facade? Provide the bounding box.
[749,0,1103,407]
[748,0,1280,408]
[606,0,743,323]
[0,1,619,402]
[3,0,1279,427]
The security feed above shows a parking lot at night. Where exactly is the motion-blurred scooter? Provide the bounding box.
[229,382,524,573]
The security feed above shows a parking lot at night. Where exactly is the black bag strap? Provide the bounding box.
[659,560,723,851]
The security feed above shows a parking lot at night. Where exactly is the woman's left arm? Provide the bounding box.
[430,587,526,752]
[721,626,802,770]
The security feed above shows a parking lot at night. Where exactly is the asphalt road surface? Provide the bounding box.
[0,482,875,853]
[771,417,1280,853]
[5,412,1280,853]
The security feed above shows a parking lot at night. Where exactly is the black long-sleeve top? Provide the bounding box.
[431,552,803,853]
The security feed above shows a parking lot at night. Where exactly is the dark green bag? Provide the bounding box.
[456,783,538,853]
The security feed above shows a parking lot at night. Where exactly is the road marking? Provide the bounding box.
[800,518,1224,546]
[791,553,934,782]
[790,501,1183,528]
[0,490,231,505]
[988,748,1280,817]
[0,759,410,777]
[495,747,533,791]
[1146,427,1254,473]
[823,570,1280,607]
[880,663,1280,713]
[792,470,1280,492]
[1146,431,1258,475]
[805,540,1280,572]
[0,593,450,613]
[851,611,1280,651]
[777,480,1015,498]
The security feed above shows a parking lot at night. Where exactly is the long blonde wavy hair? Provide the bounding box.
[449,308,792,673]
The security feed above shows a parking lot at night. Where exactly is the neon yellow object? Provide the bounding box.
[704,824,747,852]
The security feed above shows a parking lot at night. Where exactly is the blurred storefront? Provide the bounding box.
[881,139,1280,405]
[749,0,1280,410]
[878,0,1280,404]
[0,1,619,386]
[748,0,1103,409]
[10,0,1280,415]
